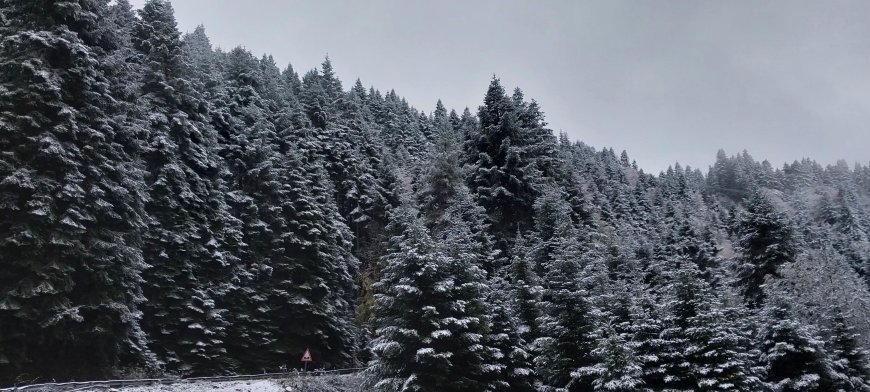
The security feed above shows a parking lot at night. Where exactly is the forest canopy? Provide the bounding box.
[1,1,870,391]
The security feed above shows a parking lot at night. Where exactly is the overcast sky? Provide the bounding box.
[129,0,870,173]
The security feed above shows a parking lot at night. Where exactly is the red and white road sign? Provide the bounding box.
[301,348,312,362]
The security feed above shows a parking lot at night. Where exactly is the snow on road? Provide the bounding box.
[112,373,364,392]
[118,380,285,392]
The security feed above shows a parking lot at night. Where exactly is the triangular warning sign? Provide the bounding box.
[301,348,312,362]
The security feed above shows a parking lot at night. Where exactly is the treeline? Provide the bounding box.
[2,1,870,391]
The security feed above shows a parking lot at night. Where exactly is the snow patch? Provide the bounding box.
[118,379,283,392]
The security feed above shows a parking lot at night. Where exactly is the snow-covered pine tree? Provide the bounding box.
[202,46,283,370]
[267,60,363,369]
[757,299,836,391]
[102,0,142,119]
[266,145,360,369]
[572,277,644,392]
[181,25,222,101]
[574,324,644,392]
[377,92,430,165]
[340,85,397,291]
[627,292,669,390]
[532,190,597,391]
[669,217,722,286]
[417,119,499,273]
[530,185,573,273]
[299,60,393,266]
[431,198,502,390]
[205,47,361,370]
[826,308,870,391]
[131,0,243,374]
[666,258,758,391]
[368,205,491,391]
[511,88,560,182]
[463,77,542,249]
[688,306,761,391]
[0,0,149,380]
[533,233,597,392]
[734,190,796,307]
[819,188,870,283]
[417,117,465,232]
[655,257,702,391]
[485,276,536,392]
[508,233,543,343]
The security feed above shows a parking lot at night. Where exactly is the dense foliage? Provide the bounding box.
[2,1,870,391]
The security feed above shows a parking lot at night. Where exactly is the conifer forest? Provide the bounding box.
[3,1,870,391]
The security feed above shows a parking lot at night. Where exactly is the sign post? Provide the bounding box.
[301,348,312,371]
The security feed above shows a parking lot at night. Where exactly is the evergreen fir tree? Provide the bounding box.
[0,0,149,380]
[628,293,670,390]
[431,200,502,390]
[734,190,796,307]
[299,60,392,264]
[485,276,536,392]
[464,77,545,248]
[368,205,491,391]
[757,300,835,392]
[206,46,283,370]
[418,119,465,231]
[132,0,242,374]
[417,123,499,273]
[266,146,360,369]
[533,218,596,391]
[826,308,870,391]
[655,258,700,391]
[664,258,758,391]
[508,234,543,343]
[208,48,361,370]
[575,324,645,392]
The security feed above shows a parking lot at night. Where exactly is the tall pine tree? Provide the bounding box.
[0,0,149,380]
[734,190,796,307]
[757,300,835,392]
[368,204,492,391]
[464,78,547,249]
[132,0,242,374]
